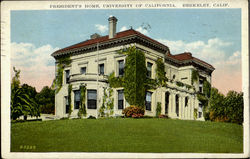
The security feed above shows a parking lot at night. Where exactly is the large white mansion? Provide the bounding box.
[51,16,215,120]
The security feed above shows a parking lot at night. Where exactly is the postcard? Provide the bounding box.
[1,0,249,158]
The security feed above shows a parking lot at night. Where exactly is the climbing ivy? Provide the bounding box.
[155,58,168,87]
[122,46,147,107]
[99,87,114,117]
[68,84,72,117]
[203,80,211,98]
[191,69,199,85]
[55,56,72,94]
[78,84,87,118]
[107,72,124,88]
[176,81,185,87]
[197,79,212,119]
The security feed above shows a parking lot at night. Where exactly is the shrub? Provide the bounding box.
[156,102,162,117]
[40,103,54,114]
[122,105,145,118]
[158,114,168,118]
[87,115,96,119]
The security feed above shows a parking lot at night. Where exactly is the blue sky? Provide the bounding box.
[11,9,242,93]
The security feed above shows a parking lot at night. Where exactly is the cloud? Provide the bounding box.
[157,38,241,94]
[120,26,128,32]
[136,26,148,35]
[11,42,59,92]
[95,24,108,33]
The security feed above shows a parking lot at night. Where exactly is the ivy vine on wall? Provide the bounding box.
[197,79,211,119]
[191,69,199,85]
[99,87,114,117]
[68,84,72,117]
[123,46,147,107]
[55,56,72,94]
[107,72,124,88]
[78,84,87,118]
[155,58,168,87]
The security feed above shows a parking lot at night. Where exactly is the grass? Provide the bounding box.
[11,118,243,153]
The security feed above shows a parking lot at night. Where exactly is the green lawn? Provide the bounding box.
[11,118,243,153]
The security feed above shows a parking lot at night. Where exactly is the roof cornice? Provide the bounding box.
[52,33,169,58]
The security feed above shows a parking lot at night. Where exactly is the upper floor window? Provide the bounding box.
[147,62,153,78]
[118,60,124,76]
[65,70,70,84]
[99,64,104,75]
[87,90,97,109]
[74,90,80,109]
[145,91,152,111]
[81,67,86,74]
[117,90,124,110]
[199,79,204,93]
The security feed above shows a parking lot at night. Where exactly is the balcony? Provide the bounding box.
[69,73,108,83]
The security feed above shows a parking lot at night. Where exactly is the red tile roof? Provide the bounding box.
[52,29,214,70]
[167,52,214,69]
[53,29,167,54]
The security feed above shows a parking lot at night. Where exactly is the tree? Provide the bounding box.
[11,67,39,120]
[224,91,243,124]
[209,87,226,122]
[36,86,55,114]
[208,88,243,124]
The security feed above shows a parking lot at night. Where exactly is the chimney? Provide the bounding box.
[108,16,118,39]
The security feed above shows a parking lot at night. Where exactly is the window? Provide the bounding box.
[65,70,70,84]
[147,62,153,78]
[118,90,124,109]
[165,92,170,114]
[74,90,80,109]
[199,103,203,118]
[87,90,97,109]
[81,67,86,74]
[118,60,124,76]
[65,96,69,113]
[145,91,152,111]
[176,95,179,117]
[185,97,189,107]
[199,79,204,93]
[99,64,104,75]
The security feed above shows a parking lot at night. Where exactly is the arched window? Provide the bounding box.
[175,94,179,117]
[165,92,170,114]
[185,97,189,107]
